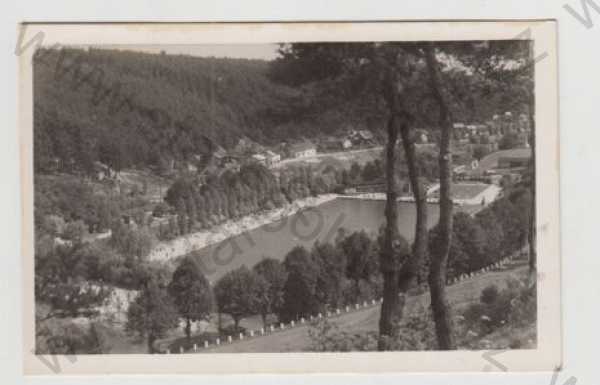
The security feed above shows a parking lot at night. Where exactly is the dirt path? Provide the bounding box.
[199,258,528,353]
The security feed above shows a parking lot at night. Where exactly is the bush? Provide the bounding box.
[152,202,171,217]
[307,305,436,352]
[308,319,378,352]
[36,320,111,354]
[461,278,536,338]
[480,285,499,305]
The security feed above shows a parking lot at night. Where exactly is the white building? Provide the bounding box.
[290,141,317,158]
[264,150,281,167]
[251,153,267,166]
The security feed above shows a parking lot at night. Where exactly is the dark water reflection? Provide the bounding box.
[190,198,440,282]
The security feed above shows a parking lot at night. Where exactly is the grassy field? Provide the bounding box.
[198,257,530,353]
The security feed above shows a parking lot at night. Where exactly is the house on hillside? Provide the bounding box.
[185,163,198,172]
[213,146,227,160]
[349,129,375,146]
[453,123,466,139]
[93,161,115,181]
[251,153,267,166]
[290,141,317,158]
[415,129,429,144]
[516,132,530,148]
[518,113,531,132]
[265,150,281,166]
[221,157,240,172]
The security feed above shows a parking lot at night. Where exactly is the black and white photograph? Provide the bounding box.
[19,21,560,374]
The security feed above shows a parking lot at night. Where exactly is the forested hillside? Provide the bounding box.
[33,47,378,175]
[33,46,525,176]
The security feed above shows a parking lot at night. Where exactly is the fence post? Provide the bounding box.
[193,343,198,352]
[216,337,220,346]
[227,335,232,343]
[204,340,209,349]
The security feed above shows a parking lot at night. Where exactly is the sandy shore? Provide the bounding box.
[147,194,339,262]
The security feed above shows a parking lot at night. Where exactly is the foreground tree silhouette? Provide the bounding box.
[270,43,428,350]
[168,257,213,342]
[423,43,456,349]
[126,277,178,353]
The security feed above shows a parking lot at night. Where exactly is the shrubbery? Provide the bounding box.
[308,304,436,352]
[425,190,532,281]
[460,278,536,339]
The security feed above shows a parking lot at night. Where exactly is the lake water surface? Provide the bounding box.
[190,198,440,282]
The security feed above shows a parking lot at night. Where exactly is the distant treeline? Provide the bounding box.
[33,47,387,175]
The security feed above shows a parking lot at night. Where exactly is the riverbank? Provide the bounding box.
[147,194,339,263]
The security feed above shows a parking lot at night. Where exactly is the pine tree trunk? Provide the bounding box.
[378,112,401,351]
[398,121,428,299]
[424,43,456,350]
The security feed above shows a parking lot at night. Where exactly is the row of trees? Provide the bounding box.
[162,163,358,237]
[124,229,382,352]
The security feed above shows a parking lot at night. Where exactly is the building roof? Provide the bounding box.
[358,130,374,140]
[290,141,316,153]
[213,146,227,159]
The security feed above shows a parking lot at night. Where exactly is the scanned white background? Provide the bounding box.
[1,0,598,384]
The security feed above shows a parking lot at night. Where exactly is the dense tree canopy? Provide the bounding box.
[125,277,179,353]
[214,265,263,330]
[253,258,287,328]
[168,257,214,340]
